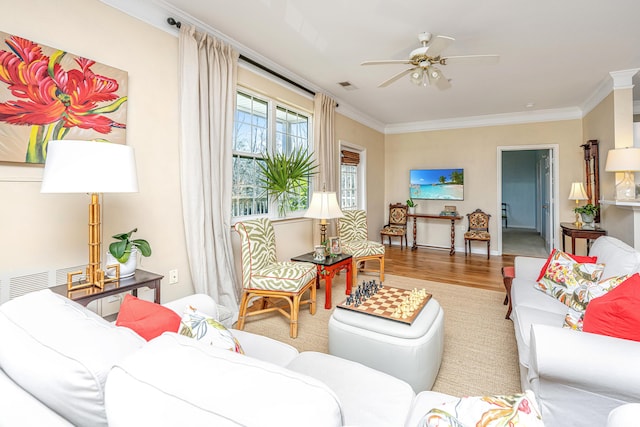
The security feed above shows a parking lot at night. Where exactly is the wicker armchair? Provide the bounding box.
[234,218,316,338]
[338,210,385,284]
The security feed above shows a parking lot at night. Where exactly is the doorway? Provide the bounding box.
[497,145,559,256]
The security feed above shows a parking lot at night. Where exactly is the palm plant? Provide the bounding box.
[257,148,318,217]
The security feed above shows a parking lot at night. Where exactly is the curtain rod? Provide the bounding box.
[167,17,320,98]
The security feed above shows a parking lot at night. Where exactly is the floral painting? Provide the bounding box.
[0,32,127,164]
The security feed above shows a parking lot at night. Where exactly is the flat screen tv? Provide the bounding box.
[410,168,464,201]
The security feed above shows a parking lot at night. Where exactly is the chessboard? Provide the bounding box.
[336,284,432,325]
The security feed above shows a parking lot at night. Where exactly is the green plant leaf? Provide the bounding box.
[131,239,152,257]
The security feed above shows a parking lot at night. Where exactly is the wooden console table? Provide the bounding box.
[408,213,463,255]
[560,222,606,255]
[50,269,163,307]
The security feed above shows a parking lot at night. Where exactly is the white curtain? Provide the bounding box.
[313,93,338,237]
[178,24,240,316]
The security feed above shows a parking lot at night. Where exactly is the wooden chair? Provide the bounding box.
[234,218,316,338]
[502,202,508,228]
[338,210,385,285]
[380,203,408,249]
[464,209,492,259]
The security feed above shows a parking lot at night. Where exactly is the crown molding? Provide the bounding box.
[384,107,582,134]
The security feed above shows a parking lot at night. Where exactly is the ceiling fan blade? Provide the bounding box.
[361,59,412,66]
[441,54,500,65]
[426,67,452,90]
[426,35,455,57]
[378,67,415,87]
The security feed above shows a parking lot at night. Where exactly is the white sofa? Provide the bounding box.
[511,236,640,427]
[0,288,458,427]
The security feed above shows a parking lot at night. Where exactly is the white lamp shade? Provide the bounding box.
[41,140,139,193]
[304,191,344,220]
[568,182,588,201]
[605,147,640,172]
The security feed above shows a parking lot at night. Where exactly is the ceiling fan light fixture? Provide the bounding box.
[410,69,424,86]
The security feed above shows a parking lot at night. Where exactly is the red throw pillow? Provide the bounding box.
[536,249,598,281]
[116,294,181,341]
[583,273,640,342]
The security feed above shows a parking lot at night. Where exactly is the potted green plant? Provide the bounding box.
[106,228,152,278]
[406,198,417,214]
[257,148,318,217]
[574,203,598,225]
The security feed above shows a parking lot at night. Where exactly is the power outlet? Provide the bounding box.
[169,269,179,284]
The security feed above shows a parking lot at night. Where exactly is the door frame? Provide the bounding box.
[496,144,560,255]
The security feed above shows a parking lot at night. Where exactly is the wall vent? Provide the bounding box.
[338,81,358,91]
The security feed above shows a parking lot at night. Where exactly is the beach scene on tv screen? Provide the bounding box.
[410,168,464,200]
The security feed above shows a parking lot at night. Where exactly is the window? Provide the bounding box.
[232,90,312,218]
[340,148,362,210]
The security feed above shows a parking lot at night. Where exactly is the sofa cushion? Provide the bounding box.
[583,273,640,342]
[105,333,343,427]
[418,390,544,427]
[511,276,570,314]
[512,305,565,368]
[179,305,244,353]
[116,294,181,341]
[287,351,415,427]
[0,289,145,427]
[589,236,640,278]
[535,250,604,304]
[536,249,597,281]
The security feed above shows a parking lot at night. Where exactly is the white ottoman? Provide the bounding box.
[328,297,444,393]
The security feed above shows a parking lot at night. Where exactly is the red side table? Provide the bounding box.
[291,252,353,309]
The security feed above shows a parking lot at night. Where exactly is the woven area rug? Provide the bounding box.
[241,273,521,397]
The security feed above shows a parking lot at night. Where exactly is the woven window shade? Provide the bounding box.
[341,150,360,165]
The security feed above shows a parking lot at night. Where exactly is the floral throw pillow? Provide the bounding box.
[179,306,244,354]
[419,390,544,427]
[535,250,605,305]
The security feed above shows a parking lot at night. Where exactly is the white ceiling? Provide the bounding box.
[104,0,640,132]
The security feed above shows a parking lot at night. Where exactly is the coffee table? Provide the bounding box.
[291,252,353,309]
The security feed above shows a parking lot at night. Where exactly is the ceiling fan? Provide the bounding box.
[361,32,499,89]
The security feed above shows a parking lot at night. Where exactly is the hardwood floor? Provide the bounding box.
[383,245,515,293]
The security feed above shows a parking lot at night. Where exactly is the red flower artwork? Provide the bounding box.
[0,35,127,163]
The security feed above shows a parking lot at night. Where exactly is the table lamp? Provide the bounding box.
[41,140,139,290]
[304,188,344,247]
[605,147,640,201]
[568,182,588,226]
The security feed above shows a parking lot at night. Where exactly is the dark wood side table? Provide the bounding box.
[50,269,163,307]
[291,252,353,309]
[560,222,607,255]
[407,213,463,255]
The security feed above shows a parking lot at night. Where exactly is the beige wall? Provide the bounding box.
[385,120,584,253]
[0,0,386,307]
[0,0,191,308]
[335,114,386,236]
[583,93,635,246]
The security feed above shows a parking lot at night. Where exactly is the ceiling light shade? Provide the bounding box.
[568,182,588,201]
[304,191,343,246]
[41,140,139,193]
[41,140,139,291]
[410,69,423,86]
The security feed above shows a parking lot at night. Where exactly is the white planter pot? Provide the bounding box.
[105,247,138,278]
[408,207,416,214]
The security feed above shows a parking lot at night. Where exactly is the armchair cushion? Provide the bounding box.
[342,240,385,257]
[250,261,316,291]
